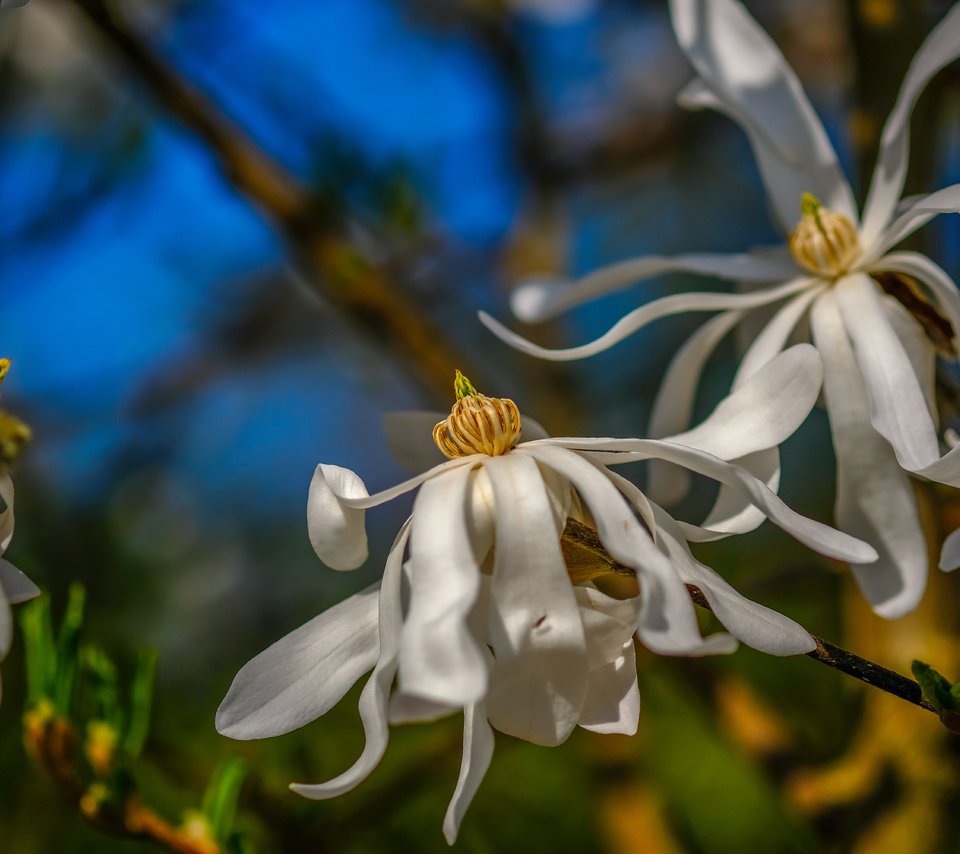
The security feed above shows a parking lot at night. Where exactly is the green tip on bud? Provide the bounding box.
[453,370,479,400]
[801,192,822,219]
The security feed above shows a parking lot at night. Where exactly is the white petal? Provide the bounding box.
[533,437,878,565]
[834,274,939,470]
[653,504,814,655]
[670,0,856,230]
[0,589,10,662]
[0,560,39,605]
[859,6,960,249]
[733,286,824,387]
[510,251,796,323]
[384,411,550,474]
[882,296,937,420]
[575,586,641,668]
[811,290,928,617]
[578,642,641,735]
[442,703,495,846]
[521,445,726,656]
[647,310,744,506]
[307,459,473,570]
[599,469,658,541]
[482,277,816,361]
[217,582,381,740]
[291,524,410,799]
[664,343,823,462]
[687,448,780,541]
[939,527,960,572]
[481,453,589,746]
[388,692,457,725]
[400,465,488,705]
[874,250,960,345]
[0,474,13,555]
[869,184,960,259]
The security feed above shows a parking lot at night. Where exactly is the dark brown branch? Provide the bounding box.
[65,0,479,403]
[562,518,937,715]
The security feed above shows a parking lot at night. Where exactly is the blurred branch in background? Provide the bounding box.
[62,0,481,404]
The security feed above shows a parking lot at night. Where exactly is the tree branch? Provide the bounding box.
[65,0,479,403]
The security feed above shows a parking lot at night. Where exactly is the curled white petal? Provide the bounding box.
[442,702,495,846]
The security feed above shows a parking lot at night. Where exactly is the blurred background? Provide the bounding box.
[2,0,960,850]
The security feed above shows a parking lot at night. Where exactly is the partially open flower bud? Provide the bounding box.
[433,371,522,458]
[789,193,860,278]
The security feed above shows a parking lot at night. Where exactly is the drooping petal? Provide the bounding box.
[521,444,733,656]
[400,465,488,706]
[689,448,780,541]
[664,343,823,462]
[811,290,928,618]
[578,641,641,735]
[307,458,473,570]
[652,504,814,654]
[834,274,939,471]
[647,310,744,506]
[481,453,589,747]
[510,251,796,323]
[733,287,824,387]
[939,527,960,572]
[442,702,495,846]
[217,582,382,740]
[291,524,410,799]
[481,276,816,361]
[869,184,960,259]
[384,411,550,474]
[670,0,856,230]
[531,437,877,565]
[0,559,39,605]
[388,692,457,725]
[873,250,960,344]
[575,586,641,668]
[859,5,960,249]
[0,474,13,554]
[882,297,937,420]
[600,469,658,540]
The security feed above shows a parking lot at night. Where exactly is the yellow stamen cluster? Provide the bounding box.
[433,370,522,459]
[0,358,31,467]
[788,193,860,278]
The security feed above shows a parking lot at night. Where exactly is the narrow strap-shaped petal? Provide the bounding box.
[860,6,960,249]
[482,453,589,747]
[307,458,473,570]
[868,184,960,260]
[663,343,823,462]
[940,527,960,572]
[401,465,488,706]
[600,469,658,541]
[733,287,824,387]
[0,474,13,555]
[647,310,744,506]
[652,504,815,654]
[532,438,877,565]
[442,702,495,846]
[873,250,960,342]
[291,523,410,799]
[670,0,855,229]
[882,297,937,420]
[0,559,39,605]
[520,444,730,656]
[481,276,816,362]
[216,582,382,740]
[510,251,796,323]
[834,274,939,470]
[811,290,928,618]
[578,641,641,735]
[575,586,641,668]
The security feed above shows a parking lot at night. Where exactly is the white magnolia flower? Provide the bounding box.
[217,349,874,843]
[0,359,39,706]
[481,0,960,619]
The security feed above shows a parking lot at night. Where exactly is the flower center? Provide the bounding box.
[433,370,522,458]
[788,193,860,278]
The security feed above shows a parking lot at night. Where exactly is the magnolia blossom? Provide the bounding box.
[218,349,875,843]
[481,0,960,619]
[0,359,38,705]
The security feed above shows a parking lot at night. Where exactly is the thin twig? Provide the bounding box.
[64,0,478,403]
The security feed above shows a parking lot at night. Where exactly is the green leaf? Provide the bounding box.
[202,757,247,843]
[53,584,86,715]
[19,594,56,705]
[912,660,954,713]
[122,647,157,760]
